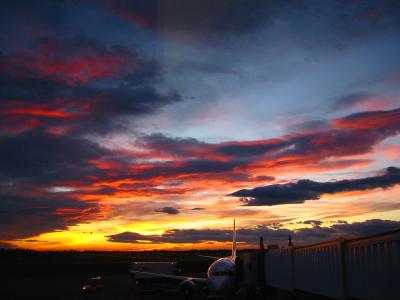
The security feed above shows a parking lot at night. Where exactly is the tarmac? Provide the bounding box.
[3,274,184,300]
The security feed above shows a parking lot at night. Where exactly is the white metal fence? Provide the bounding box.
[264,229,400,300]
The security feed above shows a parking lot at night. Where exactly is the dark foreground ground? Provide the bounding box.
[1,274,329,300]
[3,274,183,300]
[0,250,222,300]
[0,250,326,300]
[2,274,317,300]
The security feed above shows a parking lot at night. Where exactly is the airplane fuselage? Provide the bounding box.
[207,257,236,295]
[130,220,239,298]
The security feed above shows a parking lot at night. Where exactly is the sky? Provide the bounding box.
[1,0,400,251]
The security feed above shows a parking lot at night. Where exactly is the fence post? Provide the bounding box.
[290,247,295,293]
[339,239,348,299]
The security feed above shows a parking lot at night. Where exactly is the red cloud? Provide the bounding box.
[75,108,400,197]
[0,99,85,118]
[0,117,41,135]
[0,99,90,135]
[0,36,139,85]
[2,107,399,242]
[1,108,75,119]
[332,108,400,130]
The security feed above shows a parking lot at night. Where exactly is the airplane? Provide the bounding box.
[130,219,239,299]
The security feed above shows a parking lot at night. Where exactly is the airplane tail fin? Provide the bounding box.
[231,218,237,259]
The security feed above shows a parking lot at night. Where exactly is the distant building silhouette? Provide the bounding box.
[288,235,293,247]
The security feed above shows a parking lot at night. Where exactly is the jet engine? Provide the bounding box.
[178,279,198,299]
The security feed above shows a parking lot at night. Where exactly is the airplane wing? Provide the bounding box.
[130,270,208,285]
[197,254,222,259]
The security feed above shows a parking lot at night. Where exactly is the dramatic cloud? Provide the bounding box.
[139,133,209,158]
[1,108,399,241]
[154,206,180,215]
[107,219,400,246]
[1,1,400,249]
[0,130,107,183]
[106,231,159,244]
[332,108,400,130]
[230,167,400,206]
[0,195,101,239]
[0,33,181,135]
[254,176,275,181]
[0,35,139,85]
[0,76,180,135]
[104,107,400,192]
[137,108,400,164]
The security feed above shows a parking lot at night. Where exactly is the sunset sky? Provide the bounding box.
[1,0,400,251]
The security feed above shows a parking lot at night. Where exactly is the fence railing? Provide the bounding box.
[264,229,400,300]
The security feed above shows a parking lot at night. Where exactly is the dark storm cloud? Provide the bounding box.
[78,87,180,134]
[107,228,233,244]
[154,206,179,215]
[254,176,275,181]
[216,141,289,157]
[106,231,159,243]
[95,87,178,115]
[132,159,248,181]
[161,228,234,243]
[179,159,243,174]
[326,218,400,237]
[230,167,400,206]
[84,187,119,196]
[0,130,107,183]
[0,194,100,239]
[106,219,400,245]
[141,133,208,157]
[0,10,185,132]
[285,130,382,158]
[0,34,181,134]
[0,34,138,85]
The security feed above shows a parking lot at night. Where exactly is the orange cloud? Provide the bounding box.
[332,108,400,130]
